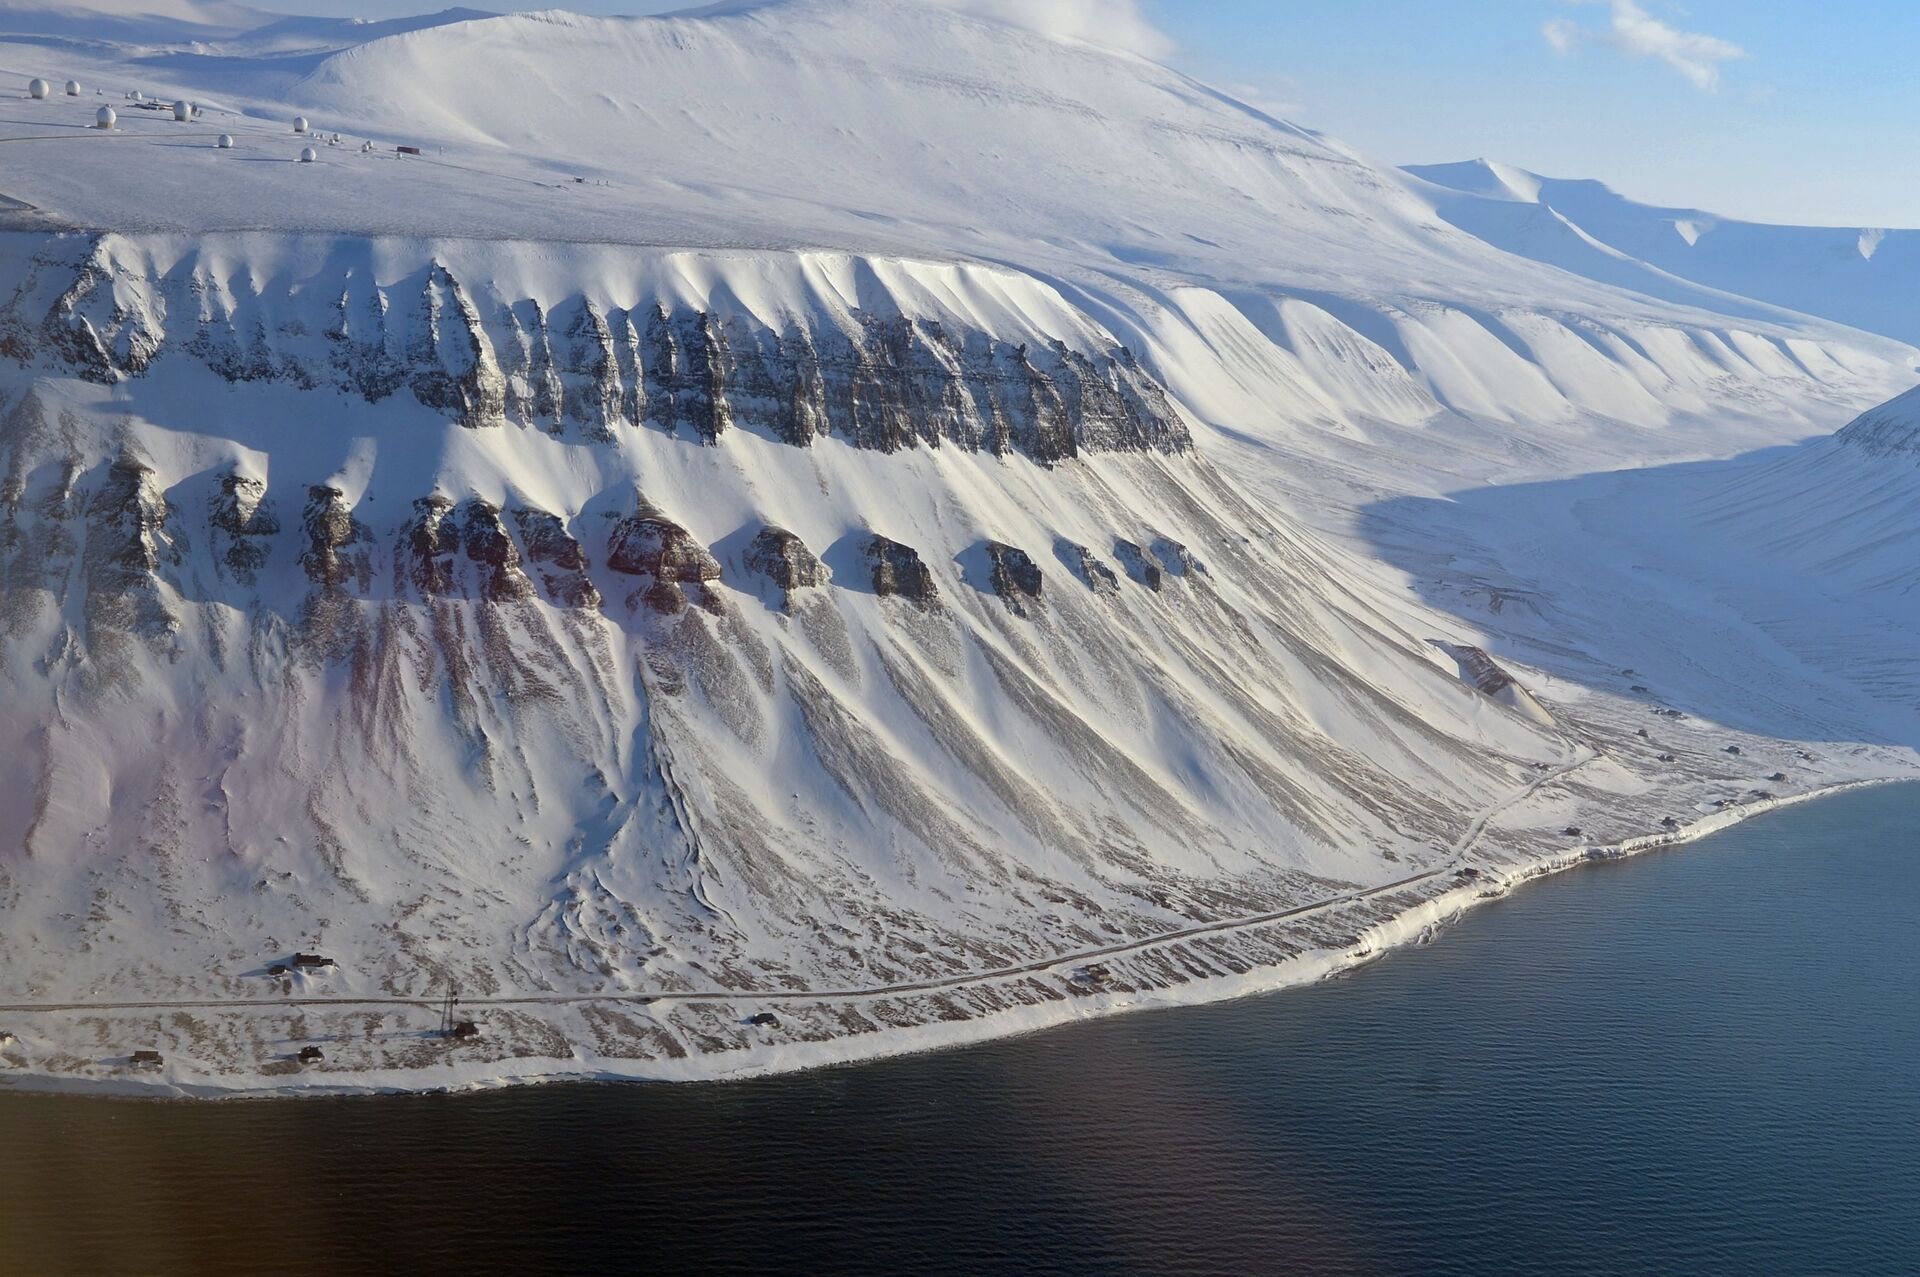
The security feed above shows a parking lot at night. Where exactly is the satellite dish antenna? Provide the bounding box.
[95,105,116,130]
[28,79,49,100]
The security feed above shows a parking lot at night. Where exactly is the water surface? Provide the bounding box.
[3,785,1917,1275]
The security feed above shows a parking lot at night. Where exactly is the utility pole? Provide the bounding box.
[440,982,460,1037]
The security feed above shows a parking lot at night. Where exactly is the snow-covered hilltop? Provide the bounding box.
[1408,158,1920,348]
[0,0,1915,1095]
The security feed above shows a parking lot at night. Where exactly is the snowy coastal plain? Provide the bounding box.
[0,0,1916,1096]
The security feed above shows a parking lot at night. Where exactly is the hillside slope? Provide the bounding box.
[0,0,1914,1092]
[1408,159,1920,349]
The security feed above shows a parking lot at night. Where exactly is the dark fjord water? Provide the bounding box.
[3,785,1917,1276]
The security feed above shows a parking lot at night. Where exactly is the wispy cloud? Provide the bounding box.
[1543,0,1746,92]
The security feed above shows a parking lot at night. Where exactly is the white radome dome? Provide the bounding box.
[293,116,308,133]
[217,134,234,149]
[132,90,144,102]
[95,105,116,129]
[299,146,317,163]
[28,78,49,99]
[65,80,80,96]
[173,100,191,121]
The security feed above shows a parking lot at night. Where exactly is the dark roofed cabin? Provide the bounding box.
[129,1050,163,1067]
[298,1046,324,1064]
[292,953,336,970]
[448,1020,480,1040]
[746,1012,779,1028]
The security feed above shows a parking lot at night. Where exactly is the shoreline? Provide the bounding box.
[1,774,1904,1103]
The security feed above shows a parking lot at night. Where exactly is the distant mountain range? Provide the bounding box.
[1408,159,1920,349]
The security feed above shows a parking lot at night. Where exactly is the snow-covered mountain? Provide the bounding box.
[0,0,1915,1094]
[1408,159,1920,348]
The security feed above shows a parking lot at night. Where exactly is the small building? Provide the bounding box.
[1657,753,1676,762]
[396,145,423,156]
[447,1020,480,1040]
[1770,772,1788,783]
[1562,826,1583,837]
[291,953,335,970]
[746,1012,779,1028]
[1724,745,1743,755]
[266,963,289,976]
[298,1046,324,1064]
[129,1050,163,1068]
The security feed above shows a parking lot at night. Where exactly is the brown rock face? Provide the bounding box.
[607,503,721,614]
[83,452,178,642]
[299,486,370,593]
[985,541,1042,614]
[208,471,279,585]
[745,526,826,598]
[512,509,600,609]
[459,500,536,603]
[866,534,937,606]
[1059,540,1119,596]
[607,506,721,583]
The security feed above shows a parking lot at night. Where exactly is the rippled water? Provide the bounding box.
[3,785,1918,1275]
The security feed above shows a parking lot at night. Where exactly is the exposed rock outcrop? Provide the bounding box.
[1113,539,1162,591]
[1151,536,1202,577]
[4,239,1189,465]
[208,471,278,586]
[866,534,937,606]
[459,499,536,603]
[513,509,600,609]
[1057,539,1119,596]
[984,541,1042,614]
[745,525,826,603]
[607,503,722,614]
[299,485,371,594]
[83,451,179,646]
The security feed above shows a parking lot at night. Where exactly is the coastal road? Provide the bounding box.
[0,754,1592,1018]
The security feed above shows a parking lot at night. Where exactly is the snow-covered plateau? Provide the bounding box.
[0,0,1916,1096]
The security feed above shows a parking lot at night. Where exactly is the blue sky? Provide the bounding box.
[239,0,1917,227]
[1147,1,1917,228]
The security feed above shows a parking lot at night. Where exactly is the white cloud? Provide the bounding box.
[927,0,1174,60]
[1543,0,1746,92]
